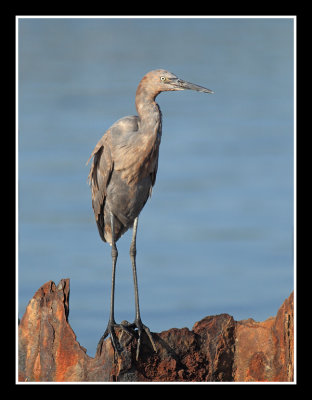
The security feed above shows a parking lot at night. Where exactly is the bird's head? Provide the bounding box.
[138,69,214,96]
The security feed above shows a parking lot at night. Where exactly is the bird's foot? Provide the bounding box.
[96,319,134,360]
[127,318,157,361]
[96,319,157,361]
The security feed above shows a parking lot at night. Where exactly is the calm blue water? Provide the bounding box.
[18,17,294,357]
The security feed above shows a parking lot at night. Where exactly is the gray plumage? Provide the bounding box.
[87,69,213,359]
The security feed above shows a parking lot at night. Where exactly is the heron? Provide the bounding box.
[87,69,213,360]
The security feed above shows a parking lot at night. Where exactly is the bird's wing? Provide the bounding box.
[86,116,140,239]
[109,116,160,185]
[87,132,113,240]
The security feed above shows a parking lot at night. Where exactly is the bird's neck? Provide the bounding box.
[135,88,162,135]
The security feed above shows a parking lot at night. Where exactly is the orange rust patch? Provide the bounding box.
[33,353,41,382]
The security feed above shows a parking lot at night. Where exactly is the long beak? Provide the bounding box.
[171,78,214,94]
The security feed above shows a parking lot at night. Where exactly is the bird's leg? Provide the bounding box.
[129,217,157,360]
[97,213,133,358]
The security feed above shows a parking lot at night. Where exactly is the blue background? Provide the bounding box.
[18,17,294,357]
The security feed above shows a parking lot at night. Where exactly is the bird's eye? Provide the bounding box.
[160,76,166,82]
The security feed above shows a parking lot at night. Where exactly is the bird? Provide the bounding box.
[87,69,214,360]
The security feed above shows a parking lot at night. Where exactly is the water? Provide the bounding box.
[18,17,294,357]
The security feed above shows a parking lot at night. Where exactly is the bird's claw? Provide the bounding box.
[96,319,157,361]
[96,320,134,359]
[127,318,157,360]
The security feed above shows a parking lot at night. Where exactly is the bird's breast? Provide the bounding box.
[113,125,161,185]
